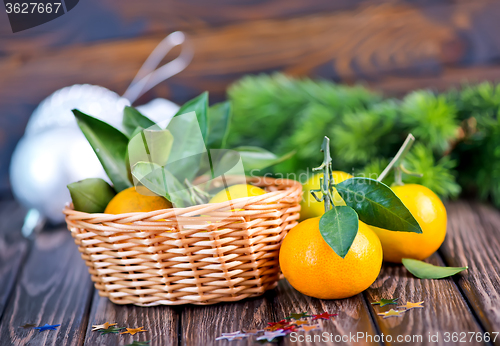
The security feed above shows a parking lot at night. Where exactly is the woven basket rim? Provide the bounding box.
[63,177,302,222]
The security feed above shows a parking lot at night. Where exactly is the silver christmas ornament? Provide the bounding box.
[9,31,192,230]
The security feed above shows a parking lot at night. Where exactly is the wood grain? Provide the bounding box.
[366,254,484,346]
[83,291,178,346]
[0,0,453,55]
[181,290,275,346]
[0,229,93,346]
[0,201,28,320]
[440,201,500,345]
[2,1,500,194]
[274,280,379,346]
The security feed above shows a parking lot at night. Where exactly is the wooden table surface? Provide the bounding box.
[0,198,499,345]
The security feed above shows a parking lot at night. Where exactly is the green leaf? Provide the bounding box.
[128,128,174,167]
[335,177,422,233]
[166,111,207,182]
[122,106,155,137]
[132,161,188,208]
[67,178,116,213]
[207,101,231,149]
[174,92,208,142]
[402,258,468,279]
[232,146,295,173]
[319,206,359,258]
[73,109,132,192]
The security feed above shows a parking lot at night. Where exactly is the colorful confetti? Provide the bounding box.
[243,329,262,335]
[92,322,117,331]
[312,312,337,320]
[399,301,424,310]
[100,326,125,335]
[281,325,298,334]
[34,324,60,332]
[256,330,287,342]
[215,331,248,341]
[125,341,150,346]
[214,311,338,342]
[293,320,308,326]
[371,298,398,307]
[377,309,404,319]
[286,312,309,320]
[121,327,147,336]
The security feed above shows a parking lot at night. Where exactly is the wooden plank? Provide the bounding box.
[0,0,454,55]
[440,201,500,345]
[83,291,178,346]
[365,253,484,346]
[181,291,275,346]
[0,200,28,320]
[0,229,93,346]
[2,1,500,192]
[275,280,379,346]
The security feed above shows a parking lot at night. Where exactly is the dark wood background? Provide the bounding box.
[2,0,500,195]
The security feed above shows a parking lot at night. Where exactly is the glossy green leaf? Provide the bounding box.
[335,178,422,233]
[232,146,295,173]
[128,128,174,167]
[122,106,155,137]
[166,111,207,182]
[319,206,359,258]
[402,258,468,279]
[67,178,116,213]
[174,92,208,142]
[207,101,231,149]
[73,109,132,192]
[132,161,188,207]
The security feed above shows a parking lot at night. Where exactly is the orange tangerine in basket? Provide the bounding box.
[104,187,172,214]
[209,184,266,204]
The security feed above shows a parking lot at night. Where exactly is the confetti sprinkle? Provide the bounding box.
[377,309,404,319]
[281,325,298,334]
[371,298,398,307]
[125,341,150,346]
[215,331,248,341]
[20,323,36,329]
[92,322,117,331]
[256,330,287,342]
[286,312,309,320]
[293,320,308,326]
[100,326,125,335]
[301,324,321,332]
[399,301,424,310]
[34,324,60,332]
[266,320,290,331]
[312,312,337,320]
[121,327,147,336]
[243,329,262,335]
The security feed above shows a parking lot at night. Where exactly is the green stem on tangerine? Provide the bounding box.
[311,136,335,213]
[377,133,416,183]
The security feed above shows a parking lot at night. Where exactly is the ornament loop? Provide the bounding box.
[123,31,194,103]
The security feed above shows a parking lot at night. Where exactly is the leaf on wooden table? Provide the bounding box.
[318,206,359,258]
[73,109,132,192]
[335,178,422,233]
[122,106,155,138]
[402,258,468,279]
[67,178,116,213]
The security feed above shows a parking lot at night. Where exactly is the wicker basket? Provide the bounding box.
[63,177,302,306]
